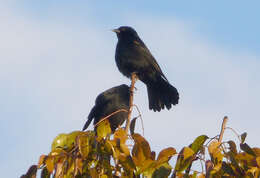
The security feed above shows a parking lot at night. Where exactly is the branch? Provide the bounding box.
[94,109,128,128]
[125,73,137,133]
[225,127,241,142]
[218,116,228,142]
[133,104,145,136]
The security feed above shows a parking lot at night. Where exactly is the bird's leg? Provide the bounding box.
[125,72,138,134]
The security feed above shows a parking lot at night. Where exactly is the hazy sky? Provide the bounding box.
[1,1,260,177]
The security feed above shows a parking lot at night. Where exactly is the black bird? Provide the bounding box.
[113,26,179,112]
[83,84,130,132]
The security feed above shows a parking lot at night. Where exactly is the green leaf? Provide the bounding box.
[152,163,172,178]
[190,135,208,154]
[67,131,85,151]
[241,132,247,143]
[96,119,112,138]
[51,133,68,151]
[174,147,195,172]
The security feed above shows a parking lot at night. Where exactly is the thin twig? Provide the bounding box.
[125,73,137,133]
[133,104,145,136]
[94,109,128,128]
[218,116,228,142]
[205,135,219,147]
[225,127,242,142]
[200,158,205,174]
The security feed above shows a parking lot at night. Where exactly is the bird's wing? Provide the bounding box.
[133,40,168,82]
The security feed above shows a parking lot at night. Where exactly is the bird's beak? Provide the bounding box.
[112,29,120,33]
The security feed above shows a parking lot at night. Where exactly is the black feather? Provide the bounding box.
[82,84,130,132]
[113,26,179,111]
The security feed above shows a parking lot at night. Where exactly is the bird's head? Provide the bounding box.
[112,26,139,41]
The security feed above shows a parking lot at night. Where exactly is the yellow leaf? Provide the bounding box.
[138,159,154,174]
[51,133,68,151]
[55,162,63,178]
[236,152,255,166]
[90,168,97,177]
[253,147,260,157]
[118,155,135,171]
[182,147,194,160]
[97,119,112,138]
[176,172,184,178]
[197,173,206,178]
[247,167,259,175]
[211,162,222,174]
[120,143,130,156]
[114,128,128,144]
[256,157,260,167]
[208,141,223,164]
[174,147,194,172]
[38,155,46,168]
[208,141,221,154]
[132,133,151,160]
[67,131,85,151]
[77,135,90,158]
[157,147,177,165]
[66,158,75,177]
[75,158,83,175]
[45,156,55,173]
[49,148,66,156]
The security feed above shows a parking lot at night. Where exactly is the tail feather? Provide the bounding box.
[147,76,179,112]
[82,106,96,131]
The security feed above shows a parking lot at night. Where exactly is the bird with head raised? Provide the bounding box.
[113,26,179,112]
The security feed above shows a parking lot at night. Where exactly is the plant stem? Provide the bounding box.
[125,73,137,133]
[218,116,228,142]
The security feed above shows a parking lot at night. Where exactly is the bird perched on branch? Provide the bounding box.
[113,26,179,112]
[82,84,130,132]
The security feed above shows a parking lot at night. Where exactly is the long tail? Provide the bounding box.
[82,106,96,131]
[147,76,179,112]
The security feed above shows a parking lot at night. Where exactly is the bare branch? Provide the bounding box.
[225,127,242,142]
[218,116,228,142]
[133,104,145,136]
[125,73,138,133]
[94,109,128,128]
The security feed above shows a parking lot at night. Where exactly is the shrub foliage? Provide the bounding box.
[21,116,260,178]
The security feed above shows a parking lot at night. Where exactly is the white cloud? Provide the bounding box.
[1,4,259,178]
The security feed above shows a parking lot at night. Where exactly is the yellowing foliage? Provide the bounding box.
[22,118,260,178]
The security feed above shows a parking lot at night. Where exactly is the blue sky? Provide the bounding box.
[1,1,260,177]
